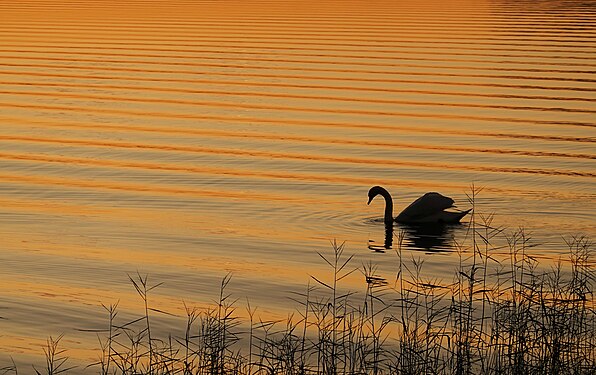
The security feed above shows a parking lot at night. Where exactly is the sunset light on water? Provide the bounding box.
[0,1,594,372]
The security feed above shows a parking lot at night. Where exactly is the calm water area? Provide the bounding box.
[0,0,594,369]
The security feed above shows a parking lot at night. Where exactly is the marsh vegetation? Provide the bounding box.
[3,196,593,375]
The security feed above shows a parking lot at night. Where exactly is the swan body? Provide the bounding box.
[367,186,470,224]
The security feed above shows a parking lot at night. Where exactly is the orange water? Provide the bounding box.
[0,0,594,369]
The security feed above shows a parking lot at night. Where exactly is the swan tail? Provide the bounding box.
[452,209,472,223]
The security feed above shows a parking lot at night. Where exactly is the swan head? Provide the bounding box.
[367,185,386,205]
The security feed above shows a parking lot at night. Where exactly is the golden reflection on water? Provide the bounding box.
[0,0,594,367]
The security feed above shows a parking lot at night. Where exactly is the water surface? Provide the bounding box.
[0,0,594,369]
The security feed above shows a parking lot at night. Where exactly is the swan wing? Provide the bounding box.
[396,192,455,222]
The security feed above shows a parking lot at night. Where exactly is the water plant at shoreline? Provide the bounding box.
[2,197,594,374]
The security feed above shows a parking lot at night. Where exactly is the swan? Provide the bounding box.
[367,186,471,224]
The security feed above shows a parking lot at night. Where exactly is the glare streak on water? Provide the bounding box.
[0,0,594,369]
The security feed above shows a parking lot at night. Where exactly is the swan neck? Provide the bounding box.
[380,189,394,223]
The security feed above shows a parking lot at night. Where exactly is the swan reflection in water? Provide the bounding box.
[368,221,457,253]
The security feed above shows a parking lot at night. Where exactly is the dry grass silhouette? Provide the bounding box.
[4,191,594,375]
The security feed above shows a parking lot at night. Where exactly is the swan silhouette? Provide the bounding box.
[367,186,470,224]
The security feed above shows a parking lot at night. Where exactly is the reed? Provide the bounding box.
[4,193,594,374]
[32,335,76,375]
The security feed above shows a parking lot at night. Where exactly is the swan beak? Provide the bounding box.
[367,197,372,205]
